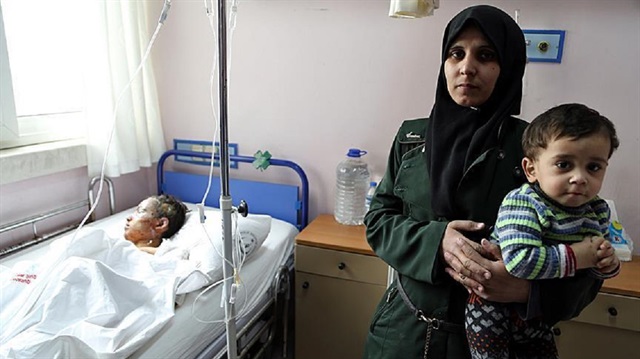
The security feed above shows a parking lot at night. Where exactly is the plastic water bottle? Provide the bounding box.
[334,148,370,225]
[365,181,377,212]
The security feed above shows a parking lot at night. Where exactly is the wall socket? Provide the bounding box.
[523,29,566,63]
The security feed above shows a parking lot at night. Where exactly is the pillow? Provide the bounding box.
[155,209,272,284]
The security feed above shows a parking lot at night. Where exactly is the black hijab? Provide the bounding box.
[426,5,526,218]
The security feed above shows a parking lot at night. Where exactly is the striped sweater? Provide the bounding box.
[494,183,618,280]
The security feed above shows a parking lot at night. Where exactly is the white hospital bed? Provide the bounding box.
[0,148,309,359]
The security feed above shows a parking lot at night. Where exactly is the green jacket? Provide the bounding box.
[363,118,602,359]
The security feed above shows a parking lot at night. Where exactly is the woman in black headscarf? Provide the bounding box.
[363,5,602,358]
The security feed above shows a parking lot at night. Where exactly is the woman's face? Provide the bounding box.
[444,25,500,108]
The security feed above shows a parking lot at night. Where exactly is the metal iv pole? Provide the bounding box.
[217,0,238,357]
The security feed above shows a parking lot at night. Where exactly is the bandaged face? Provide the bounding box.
[124,198,162,247]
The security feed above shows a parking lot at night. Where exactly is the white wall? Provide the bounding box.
[149,0,639,251]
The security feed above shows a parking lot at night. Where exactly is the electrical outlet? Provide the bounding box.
[523,29,566,63]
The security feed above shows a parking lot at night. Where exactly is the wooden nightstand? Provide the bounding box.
[294,214,388,359]
[554,256,640,358]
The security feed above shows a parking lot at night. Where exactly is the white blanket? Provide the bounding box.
[0,228,190,358]
[0,210,274,358]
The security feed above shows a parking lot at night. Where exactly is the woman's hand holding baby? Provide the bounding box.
[442,221,530,303]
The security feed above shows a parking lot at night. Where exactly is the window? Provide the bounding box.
[0,0,85,150]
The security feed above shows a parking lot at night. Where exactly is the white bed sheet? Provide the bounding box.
[131,208,297,359]
[0,204,298,359]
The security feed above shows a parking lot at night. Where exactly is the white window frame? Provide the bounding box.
[0,4,18,145]
[0,1,85,150]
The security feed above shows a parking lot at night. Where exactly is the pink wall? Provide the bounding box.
[0,168,156,248]
[150,0,640,251]
[2,1,638,254]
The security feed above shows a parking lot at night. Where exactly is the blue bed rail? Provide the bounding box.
[157,149,309,229]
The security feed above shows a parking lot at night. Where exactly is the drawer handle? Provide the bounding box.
[338,262,346,270]
[608,307,618,317]
[552,327,561,336]
[302,281,309,289]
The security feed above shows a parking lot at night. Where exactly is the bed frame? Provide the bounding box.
[157,149,309,230]
[196,262,293,359]
[0,177,116,258]
[0,149,309,359]
[159,149,308,359]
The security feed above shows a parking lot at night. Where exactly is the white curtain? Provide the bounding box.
[82,0,166,178]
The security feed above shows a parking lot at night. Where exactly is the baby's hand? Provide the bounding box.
[571,236,605,269]
[596,242,620,274]
[596,240,614,260]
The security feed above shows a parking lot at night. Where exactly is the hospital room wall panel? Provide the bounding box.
[0,167,156,249]
[150,0,640,253]
[1,4,637,253]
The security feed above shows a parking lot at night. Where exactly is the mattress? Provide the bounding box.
[131,205,297,359]
[0,204,298,359]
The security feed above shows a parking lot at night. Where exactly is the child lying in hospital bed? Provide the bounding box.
[0,196,271,358]
[123,194,188,254]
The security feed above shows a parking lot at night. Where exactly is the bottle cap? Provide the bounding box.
[347,148,367,158]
